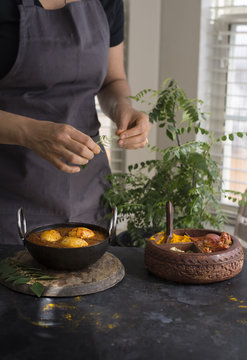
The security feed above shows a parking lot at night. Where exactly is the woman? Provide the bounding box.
[0,0,151,244]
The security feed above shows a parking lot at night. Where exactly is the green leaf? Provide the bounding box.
[0,263,17,279]
[229,133,234,141]
[36,275,55,280]
[0,261,14,273]
[221,135,227,141]
[5,275,20,283]
[189,153,208,171]
[30,282,44,298]
[166,129,175,141]
[237,132,243,138]
[163,152,170,162]
[13,277,30,285]
[174,149,180,159]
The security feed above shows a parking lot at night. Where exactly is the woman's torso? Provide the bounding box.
[0,0,123,243]
[0,0,124,79]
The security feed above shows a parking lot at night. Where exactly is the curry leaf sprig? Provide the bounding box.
[0,259,56,297]
[97,135,118,148]
[81,135,118,170]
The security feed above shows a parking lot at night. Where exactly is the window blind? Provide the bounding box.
[198,0,247,208]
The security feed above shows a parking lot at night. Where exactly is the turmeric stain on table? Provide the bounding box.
[64,313,72,321]
[228,296,244,304]
[42,303,76,311]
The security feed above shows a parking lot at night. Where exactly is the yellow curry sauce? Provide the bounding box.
[27,227,106,248]
[149,231,191,244]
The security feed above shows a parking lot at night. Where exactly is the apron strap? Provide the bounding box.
[21,0,35,6]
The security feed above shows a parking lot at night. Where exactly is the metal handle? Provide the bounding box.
[108,206,117,244]
[17,208,27,241]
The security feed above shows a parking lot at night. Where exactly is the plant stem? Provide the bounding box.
[192,170,196,188]
[176,133,181,147]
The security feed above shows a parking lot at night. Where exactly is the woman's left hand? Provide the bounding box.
[115,103,151,149]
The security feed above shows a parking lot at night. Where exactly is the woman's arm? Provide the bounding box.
[98,42,151,149]
[0,110,100,173]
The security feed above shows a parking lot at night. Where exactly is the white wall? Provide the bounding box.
[125,0,162,169]
[126,0,202,168]
[158,0,201,148]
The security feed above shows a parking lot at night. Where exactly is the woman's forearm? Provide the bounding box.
[0,110,101,173]
[97,78,132,122]
[0,110,35,146]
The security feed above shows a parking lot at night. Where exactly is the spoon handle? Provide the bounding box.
[166,201,173,243]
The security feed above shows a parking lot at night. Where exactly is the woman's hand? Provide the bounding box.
[24,120,101,173]
[114,103,151,149]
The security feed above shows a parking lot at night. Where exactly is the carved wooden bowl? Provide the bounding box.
[145,228,244,284]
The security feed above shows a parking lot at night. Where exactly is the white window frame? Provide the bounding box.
[198,1,247,224]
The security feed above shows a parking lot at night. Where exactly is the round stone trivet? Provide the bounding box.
[0,250,125,297]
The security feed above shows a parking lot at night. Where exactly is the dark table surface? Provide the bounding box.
[0,245,247,360]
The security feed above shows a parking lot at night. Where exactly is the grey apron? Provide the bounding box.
[0,0,111,244]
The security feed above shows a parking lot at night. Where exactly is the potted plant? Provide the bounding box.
[104,79,246,247]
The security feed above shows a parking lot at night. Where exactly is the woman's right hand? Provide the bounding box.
[24,120,101,173]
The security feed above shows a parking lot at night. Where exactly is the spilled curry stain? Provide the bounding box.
[229,297,238,302]
[108,323,118,329]
[64,313,72,321]
[228,296,244,304]
[15,298,122,332]
[112,313,121,320]
[228,295,247,326]
[70,311,121,332]
[42,303,77,312]
[74,296,82,302]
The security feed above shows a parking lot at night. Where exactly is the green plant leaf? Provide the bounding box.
[30,282,45,298]
[189,153,208,171]
[163,152,170,162]
[5,275,20,283]
[166,129,175,141]
[13,277,30,285]
[0,261,16,275]
[229,133,234,141]
[37,275,55,280]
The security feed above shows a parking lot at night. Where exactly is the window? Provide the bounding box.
[198,0,247,216]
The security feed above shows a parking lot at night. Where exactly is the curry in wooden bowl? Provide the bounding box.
[145,228,244,284]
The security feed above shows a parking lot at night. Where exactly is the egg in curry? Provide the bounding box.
[27,226,105,248]
[40,229,62,242]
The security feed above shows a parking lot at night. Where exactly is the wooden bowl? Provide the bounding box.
[145,229,244,284]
